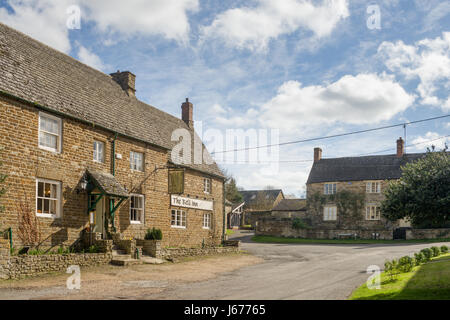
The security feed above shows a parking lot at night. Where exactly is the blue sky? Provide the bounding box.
[1,0,449,196]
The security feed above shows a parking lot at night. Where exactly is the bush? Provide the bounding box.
[441,245,449,254]
[398,256,414,273]
[292,218,309,230]
[420,248,433,262]
[384,260,399,281]
[88,245,99,253]
[431,246,441,257]
[414,252,425,266]
[145,228,163,240]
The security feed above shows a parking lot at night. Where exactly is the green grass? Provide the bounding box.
[226,229,235,236]
[252,235,450,245]
[350,253,450,300]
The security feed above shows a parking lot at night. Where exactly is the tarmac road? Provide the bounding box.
[150,230,449,300]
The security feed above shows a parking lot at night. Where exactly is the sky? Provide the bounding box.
[1,0,449,197]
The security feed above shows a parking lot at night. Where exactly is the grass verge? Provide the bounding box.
[226,229,235,236]
[252,235,450,245]
[350,253,450,300]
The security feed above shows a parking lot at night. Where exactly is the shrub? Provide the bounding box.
[292,218,309,230]
[414,252,425,266]
[145,228,163,240]
[384,260,399,281]
[440,245,449,254]
[88,245,99,253]
[420,248,433,262]
[398,256,414,273]
[431,246,441,257]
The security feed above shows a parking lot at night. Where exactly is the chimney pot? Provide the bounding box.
[314,147,322,162]
[181,98,194,128]
[397,137,405,157]
[110,71,136,97]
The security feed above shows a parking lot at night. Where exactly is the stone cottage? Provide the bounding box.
[240,189,284,227]
[0,23,225,250]
[256,138,449,240]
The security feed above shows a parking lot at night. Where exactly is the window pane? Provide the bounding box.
[41,116,59,134]
[44,183,51,198]
[39,132,57,149]
[50,184,57,199]
[49,200,57,215]
[37,199,43,213]
[44,199,49,213]
[38,182,44,197]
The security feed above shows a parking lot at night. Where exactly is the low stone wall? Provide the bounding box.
[0,239,10,279]
[159,245,240,260]
[3,252,112,280]
[406,228,450,240]
[136,239,161,257]
[256,217,393,240]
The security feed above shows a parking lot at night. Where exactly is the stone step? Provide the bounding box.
[111,258,142,266]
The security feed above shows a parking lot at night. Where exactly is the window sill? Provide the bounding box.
[171,225,186,229]
[36,213,57,219]
[38,145,61,154]
[130,221,143,225]
[202,227,210,230]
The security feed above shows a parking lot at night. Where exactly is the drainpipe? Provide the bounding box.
[110,134,118,233]
[8,227,12,252]
[222,178,227,244]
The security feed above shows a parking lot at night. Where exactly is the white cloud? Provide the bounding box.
[0,0,198,53]
[411,132,450,151]
[79,0,199,43]
[378,32,450,110]
[259,73,415,133]
[0,0,72,53]
[77,46,106,71]
[201,0,349,51]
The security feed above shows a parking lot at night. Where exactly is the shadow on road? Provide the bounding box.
[228,230,255,243]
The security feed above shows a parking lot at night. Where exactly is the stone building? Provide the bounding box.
[0,23,225,250]
[240,189,284,227]
[255,139,446,240]
[305,138,418,237]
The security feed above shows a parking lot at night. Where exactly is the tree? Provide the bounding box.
[381,148,450,228]
[225,177,243,203]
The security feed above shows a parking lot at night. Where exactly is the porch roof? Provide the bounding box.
[87,170,129,198]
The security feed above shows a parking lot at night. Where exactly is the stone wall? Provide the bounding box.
[306,180,401,230]
[406,228,450,240]
[0,239,10,279]
[159,245,240,260]
[1,251,112,280]
[255,217,394,240]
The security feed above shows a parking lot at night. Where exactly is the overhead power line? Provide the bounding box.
[214,133,450,164]
[211,114,450,155]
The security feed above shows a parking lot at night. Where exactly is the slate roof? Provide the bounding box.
[240,189,284,210]
[272,199,307,211]
[306,153,427,184]
[87,170,129,198]
[0,23,223,178]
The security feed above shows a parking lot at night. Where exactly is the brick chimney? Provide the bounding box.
[397,137,405,157]
[181,98,194,128]
[314,147,322,162]
[110,70,136,97]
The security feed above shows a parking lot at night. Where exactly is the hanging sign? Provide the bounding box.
[171,195,213,211]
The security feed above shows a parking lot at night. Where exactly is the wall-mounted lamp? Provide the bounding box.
[76,175,89,194]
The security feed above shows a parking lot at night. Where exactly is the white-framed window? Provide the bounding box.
[323,206,337,221]
[130,151,144,171]
[366,181,381,193]
[171,209,186,228]
[38,112,62,153]
[366,205,381,220]
[130,194,145,224]
[36,178,61,218]
[324,183,337,195]
[203,213,211,229]
[203,178,211,194]
[93,140,105,163]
